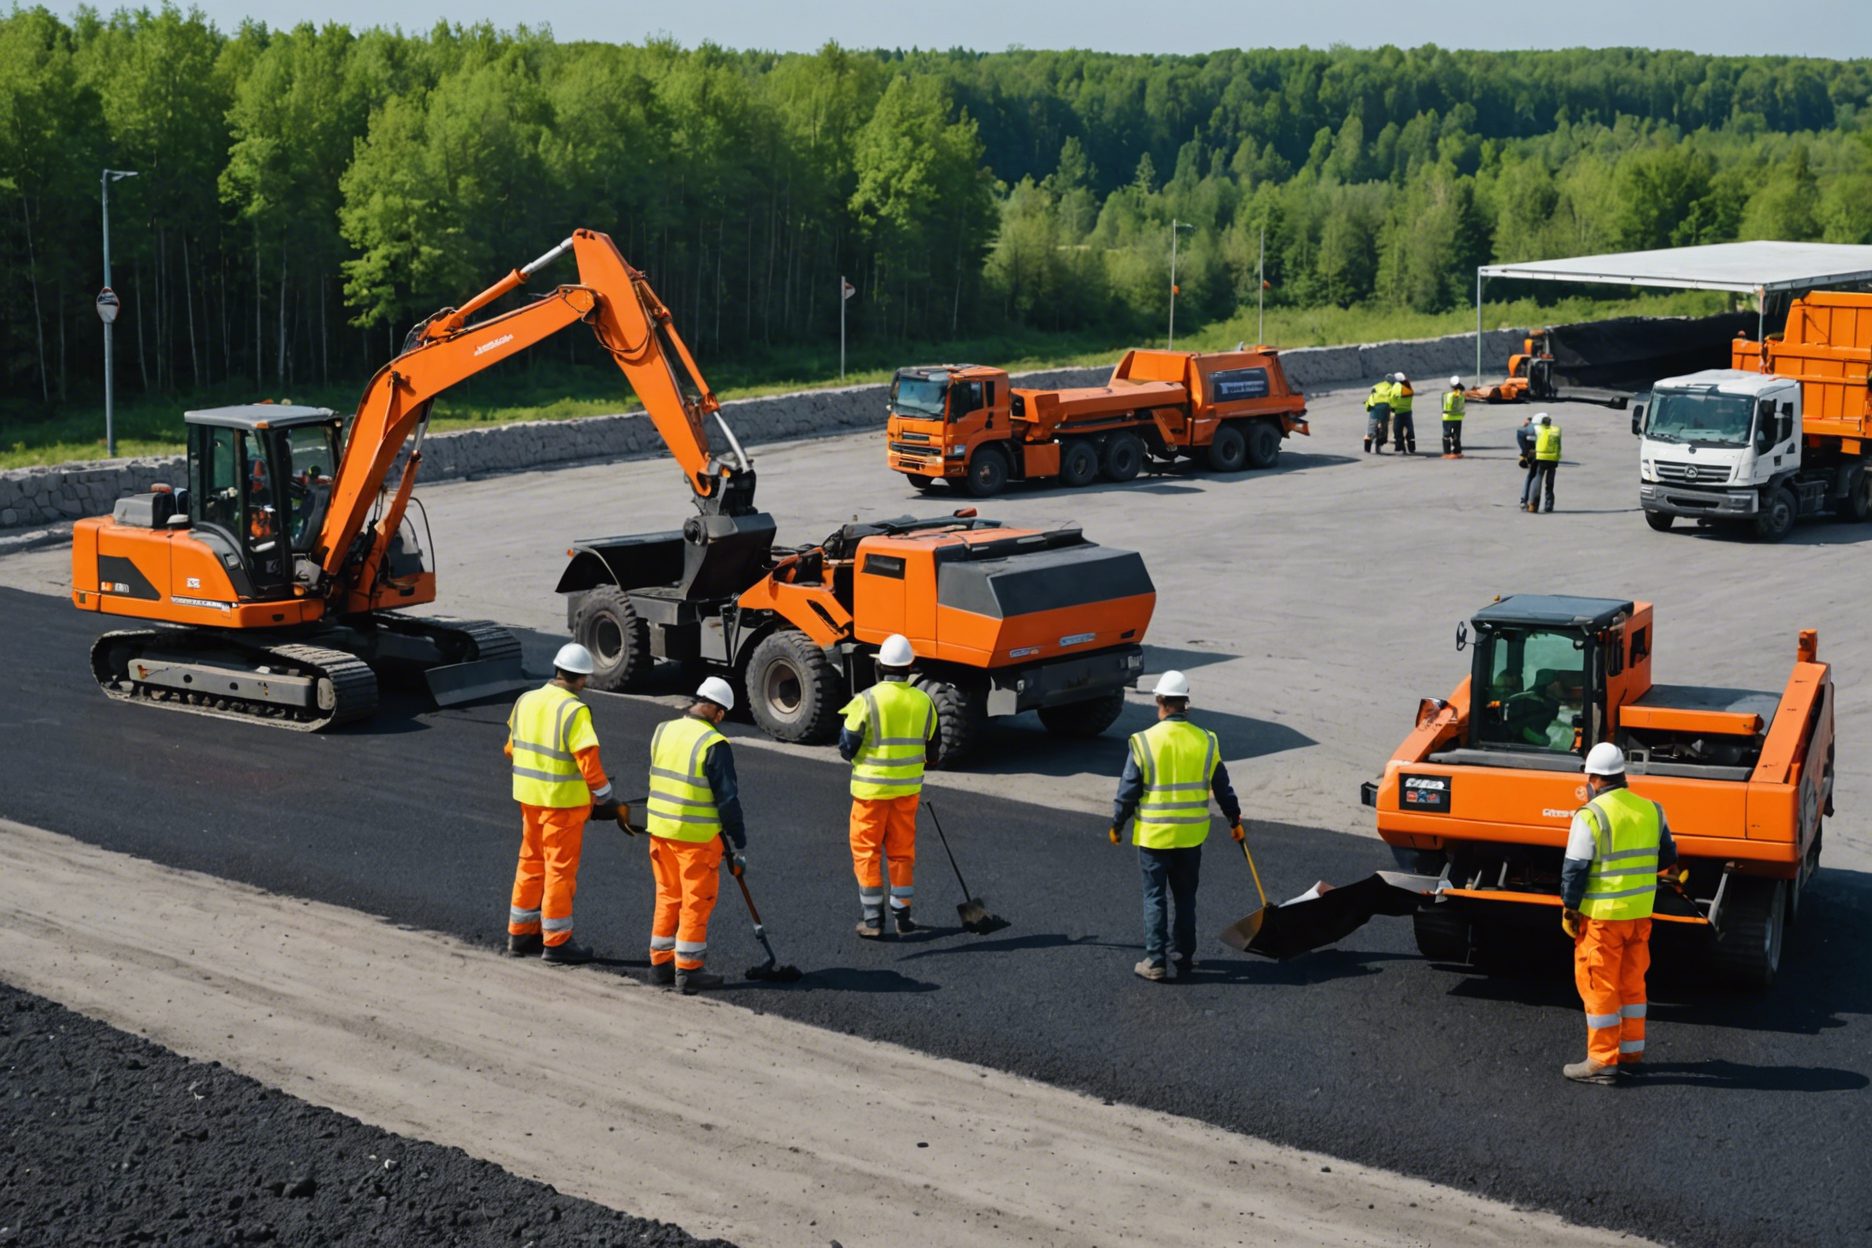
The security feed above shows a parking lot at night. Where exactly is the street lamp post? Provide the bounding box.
[100,169,137,457]
[1167,218,1194,350]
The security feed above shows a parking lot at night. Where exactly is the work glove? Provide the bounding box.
[1561,908,1582,939]
[1230,822,1246,843]
[590,798,620,823]
[728,851,747,877]
[1107,824,1122,845]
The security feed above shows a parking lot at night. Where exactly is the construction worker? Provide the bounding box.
[505,642,618,966]
[1528,412,1561,512]
[1561,743,1678,1084]
[840,634,939,938]
[1363,377,1392,454]
[1440,375,1466,458]
[1390,373,1417,455]
[646,676,746,994]
[1108,671,1244,982]
[1515,414,1538,507]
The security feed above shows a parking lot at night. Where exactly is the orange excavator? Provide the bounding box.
[75,229,1158,752]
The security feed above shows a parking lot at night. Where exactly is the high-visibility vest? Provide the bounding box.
[1536,424,1562,461]
[1129,718,1219,849]
[1364,384,1390,412]
[1390,383,1413,415]
[646,715,727,842]
[509,683,600,808]
[842,679,936,800]
[1442,390,1465,420]
[1576,788,1663,921]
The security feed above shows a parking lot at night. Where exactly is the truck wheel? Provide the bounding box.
[1712,875,1786,991]
[1244,420,1283,469]
[1037,690,1126,738]
[1101,431,1144,483]
[1644,510,1674,532]
[917,674,987,768]
[903,473,941,492]
[962,446,1009,498]
[1204,424,1247,473]
[1412,905,1471,962]
[1059,439,1099,488]
[745,629,842,744]
[1752,486,1796,543]
[571,586,651,693]
[1841,470,1872,522]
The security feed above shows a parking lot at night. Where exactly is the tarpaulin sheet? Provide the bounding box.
[1241,872,1438,961]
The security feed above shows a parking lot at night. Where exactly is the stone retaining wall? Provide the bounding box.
[0,327,1524,531]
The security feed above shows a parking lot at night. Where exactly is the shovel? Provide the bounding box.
[1217,829,1272,952]
[923,800,1007,935]
[720,836,802,983]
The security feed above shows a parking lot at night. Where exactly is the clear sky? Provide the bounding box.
[46,0,1872,57]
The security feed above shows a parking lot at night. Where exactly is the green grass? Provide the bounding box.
[0,290,1732,470]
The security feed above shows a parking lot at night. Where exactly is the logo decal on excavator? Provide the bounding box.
[1400,773,1451,812]
[473,333,515,358]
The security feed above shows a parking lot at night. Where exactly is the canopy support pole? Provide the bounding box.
[1474,270,1486,383]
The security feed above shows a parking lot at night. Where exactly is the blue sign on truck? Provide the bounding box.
[1210,367,1270,401]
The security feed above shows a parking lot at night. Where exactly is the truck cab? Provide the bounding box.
[885,364,1009,492]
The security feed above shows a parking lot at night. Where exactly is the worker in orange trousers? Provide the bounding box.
[645,676,746,994]
[506,643,619,966]
[839,635,939,938]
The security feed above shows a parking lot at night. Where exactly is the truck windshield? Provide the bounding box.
[1473,627,1589,755]
[1647,390,1754,447]
[891,375,949,419]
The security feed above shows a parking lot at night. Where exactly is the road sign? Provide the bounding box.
[96,287,120,325]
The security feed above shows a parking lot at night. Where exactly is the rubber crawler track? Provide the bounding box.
[90,628,379,732]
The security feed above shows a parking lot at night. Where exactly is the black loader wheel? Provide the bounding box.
[1712,875,1786,991]
[1644,510,1674,532]
[1752,486,1797,543]
[1036,690,1127,738]
[571,586,651,692]
[963,446,1010,498]
[1059,439,1100,488]
[1244,420,1282,469]
[745,629,842,744]
[1412,905,1471,962]
[1101,431,1144,483]
[1204,423,1248,473]
[917,674,987,768]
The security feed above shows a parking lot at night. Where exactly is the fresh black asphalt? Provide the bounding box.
[4,587,1868,1247]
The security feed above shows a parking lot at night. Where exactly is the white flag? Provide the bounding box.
[841,276,856,301]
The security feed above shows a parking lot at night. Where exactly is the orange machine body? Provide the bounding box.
[1731,291,1872,453]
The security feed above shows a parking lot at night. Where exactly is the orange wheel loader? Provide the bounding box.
[1361,595,1833,989]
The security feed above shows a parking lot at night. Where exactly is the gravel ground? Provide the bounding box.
[0,983,731,1248]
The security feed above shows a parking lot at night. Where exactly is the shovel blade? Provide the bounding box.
[1217,907,1268,952]
[426,654,528,707]
[957,898,1008,934]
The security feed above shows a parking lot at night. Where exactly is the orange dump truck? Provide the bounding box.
[886,347,1310,497]
[1361,595,1833,989]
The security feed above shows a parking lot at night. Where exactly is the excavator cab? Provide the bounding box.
[1466,596,1630,760]
[183,406,344,596]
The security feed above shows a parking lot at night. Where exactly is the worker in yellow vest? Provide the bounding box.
[1362,378,1392,454]
[1440,375,1467,458]
[1390,373,1417,454]
[1107,671,1243,981]
[1560,743,1678,1084]
[645,676,746,994]
[505,642,619,966]
[1528,412,1561,512]
[839,634,939,938]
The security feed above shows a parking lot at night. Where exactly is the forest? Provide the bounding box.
[3,6,1871,435]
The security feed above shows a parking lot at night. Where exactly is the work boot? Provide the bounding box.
[676,968,724,995]
[1562,1059,1620,1085]
[1172,957,1198,980]
[648,961,676,986]
[1133,959,1167,982]
[1363,438,1372,453]
[855,916,884,940]
[506,933,542,957]
[893,908,918,935]
[541,940,593,967]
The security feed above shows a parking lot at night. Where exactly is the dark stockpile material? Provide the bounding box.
[1545,313,1759,390]
[0,983,733,1248]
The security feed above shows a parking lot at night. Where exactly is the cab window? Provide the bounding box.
[1474,628,1589,754]
[195,426,244,535]
[284,424,338,551]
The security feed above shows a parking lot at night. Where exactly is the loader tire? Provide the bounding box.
[1244,419,1283,469]
[1711,875,1786,991]
[1037,690,1126,738]
[1204,423,1248,473]
[1412,905,1471,962]
[572,586,651,693]
[1059,439,1100,488]
[1100,432,1144,483]
[746,629,842,744]
[917,674,987,768]
[962,446,1010,498]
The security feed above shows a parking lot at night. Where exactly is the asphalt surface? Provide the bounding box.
[0,981,731,1247]
[3,587,1868,1247]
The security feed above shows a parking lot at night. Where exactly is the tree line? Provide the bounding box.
[3,7,1870,419]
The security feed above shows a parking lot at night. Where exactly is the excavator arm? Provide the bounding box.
[316,228,747,611]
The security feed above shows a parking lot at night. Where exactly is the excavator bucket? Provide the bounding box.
[425,653,528,707]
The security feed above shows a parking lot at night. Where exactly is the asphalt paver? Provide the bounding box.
[3,587,1868,1246]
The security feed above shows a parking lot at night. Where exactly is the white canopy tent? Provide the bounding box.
[1473,241,1872,377]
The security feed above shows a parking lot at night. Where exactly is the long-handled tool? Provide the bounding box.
[721,836,802,982]
[923,800,1007,934]
[1217,829,1271,952]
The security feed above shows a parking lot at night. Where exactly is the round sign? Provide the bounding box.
[96,287,120,325]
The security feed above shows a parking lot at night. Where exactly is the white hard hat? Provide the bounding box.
[1395,371,1408,381]
[1537,412,1552,425]
[1583,742,1626,776]
[1449,375,1463,387]
[696,675,736,712]
[553,642,595,676]
[878,634,915,668]
[1151,670,1191,698]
